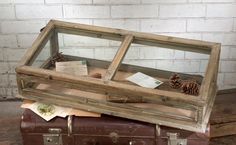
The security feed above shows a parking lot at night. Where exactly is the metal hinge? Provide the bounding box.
[167,133,187,145]
[43,128,62,145]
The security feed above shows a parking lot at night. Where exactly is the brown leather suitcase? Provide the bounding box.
[210,89,236,138]
[21,109,209,145]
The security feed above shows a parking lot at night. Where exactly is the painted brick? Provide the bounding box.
[185,52,209,59]
[63,34,110,47]
[94,0,140,4]
[207,4,236,17]
[124,60,156,68]
[0,88,12,99]
[140,47,175,59]
[156,60,200,73]
[8,62,17,74]
[0,0,43,3]
[174,50,185,59]
[1,21,45,34]
[16,5,63,19]
[224,73,236,85]
[220,61,236,73]
[0,6,15,19]
[0,62,9,74]
[46,0,92,4]
[14,0,44,3]
[0,75,8,86]
[174,60,201,73]
[220,46,230,59]
[9,75,16,86]
[141,0,186,3]
[219,85,236,90]
[93,19,140,31]
[229,47,236,59]
[0,35,17,48]
[187,19,233,32]
[160,4,205,18]
[111,5,158,18]
[62,47,94,58]
[60,19,92,25]
[159,33,202,40]
[141,19,186,32]
[234,19,236,31]
[155,60,173,71]
[203,0,235,2]
[124,48,140,59]
[64,5,110,18]
[11,87,18,97]
[217,73,224,85]
[4,48,26,61]
[94,47,118,60]
[17,34,38,48]
[188,0,201,2]
[200,60,208,73]
[0,48,3,61]
[0,0,12,3]
[35,47,50,61]
[202,33,236,45]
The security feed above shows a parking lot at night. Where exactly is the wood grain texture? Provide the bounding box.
[53,20,214,54]
[103,35,133,81]
[16,66,204,106]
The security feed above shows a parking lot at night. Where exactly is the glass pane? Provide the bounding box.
[113,43,210,95]
[57,33,121,79]
[31,41,50,68]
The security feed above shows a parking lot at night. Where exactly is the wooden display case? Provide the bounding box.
[16,20,220,133]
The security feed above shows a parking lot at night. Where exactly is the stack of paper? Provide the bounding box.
[21,100,100,121]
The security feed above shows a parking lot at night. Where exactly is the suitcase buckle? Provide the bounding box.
[167,133,187,145]
[43,128,62,145]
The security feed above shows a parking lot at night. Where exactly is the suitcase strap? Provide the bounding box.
[43,115,73,145]
[68,115,73,136]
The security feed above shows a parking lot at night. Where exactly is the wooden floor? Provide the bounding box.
[0,101,235,145]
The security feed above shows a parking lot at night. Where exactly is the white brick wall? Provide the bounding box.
[159,4,205,18]
[141,19,186,32]
[111,5,158,18]
[187,19,233,32]
[0,35,17,48]
[64,5,110,18]
[0,0,236,99]
[0,6,15,20]
[1,21,46,34]
[16,5,63,19]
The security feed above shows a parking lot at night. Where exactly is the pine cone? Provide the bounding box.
[51,52,66,66]
[181,80,200,96]
[169,73,182,89]
[90,73,102,79]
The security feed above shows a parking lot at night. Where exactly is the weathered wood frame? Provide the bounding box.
[15,20,220,133]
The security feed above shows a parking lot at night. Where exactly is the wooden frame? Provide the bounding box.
[16,20,220,133]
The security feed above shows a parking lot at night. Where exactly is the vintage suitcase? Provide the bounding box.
[210,88,236,138]
[21,109,209,145]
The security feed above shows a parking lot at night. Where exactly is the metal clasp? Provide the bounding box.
[167,133,187,145]
[67,115,73,136]
[43,128,62,145]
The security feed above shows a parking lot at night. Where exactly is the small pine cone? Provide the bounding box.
[181,80,200,96]
[51,52,66,66]
[169,73,182,89]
